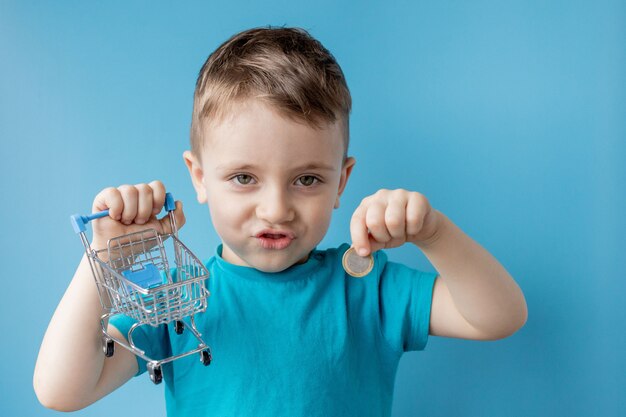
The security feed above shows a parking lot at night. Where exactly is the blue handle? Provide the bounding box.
[71,192,175,234]
[164,192,175,212]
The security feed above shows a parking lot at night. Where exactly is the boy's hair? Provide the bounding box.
[190,26,352,160]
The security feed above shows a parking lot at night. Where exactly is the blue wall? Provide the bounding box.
[1,1,624,416]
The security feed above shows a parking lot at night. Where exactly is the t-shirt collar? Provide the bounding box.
[213,244,324,282]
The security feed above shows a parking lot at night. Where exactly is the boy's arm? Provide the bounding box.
[33,255,138,411]
[34,181,184,410]
[418,211,527,339]
[351,189,527,340]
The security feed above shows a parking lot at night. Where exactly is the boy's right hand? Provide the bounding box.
[91,180,186,250]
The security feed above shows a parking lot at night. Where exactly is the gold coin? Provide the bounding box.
[342,247,374,278]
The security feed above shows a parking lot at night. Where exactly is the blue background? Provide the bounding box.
[1,1,624,416]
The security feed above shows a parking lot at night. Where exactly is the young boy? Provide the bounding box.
[34,27,527,416]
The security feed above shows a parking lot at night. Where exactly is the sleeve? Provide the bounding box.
[376,250,438,352]
[109,314,171,376]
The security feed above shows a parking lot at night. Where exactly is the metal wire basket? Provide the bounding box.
[71,193,212,384]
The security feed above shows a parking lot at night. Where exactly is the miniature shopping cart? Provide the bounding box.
[71,193,212,384]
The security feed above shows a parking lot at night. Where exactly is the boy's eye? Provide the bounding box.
[296,175,319,186]
[233,174,254,185]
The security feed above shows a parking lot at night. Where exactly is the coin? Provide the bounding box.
[342,247,374,278]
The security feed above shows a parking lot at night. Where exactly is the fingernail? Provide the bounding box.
[358,248,368,256]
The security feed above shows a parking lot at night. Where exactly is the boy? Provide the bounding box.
[34,27,527,416]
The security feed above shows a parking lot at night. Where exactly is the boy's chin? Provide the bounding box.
[221,241,313,272]
[240,249,311,273]
[248,253,308,273]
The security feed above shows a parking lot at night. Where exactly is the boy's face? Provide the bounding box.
[184,99,355,272]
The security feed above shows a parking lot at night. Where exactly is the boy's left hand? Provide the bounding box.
[350,189,441,256]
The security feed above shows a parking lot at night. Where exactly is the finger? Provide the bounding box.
[149,180,166,217]
[350,204,371,256]
[118,184,138,225]
[406,192,427,237]
[134,183,153,225]
[384,197,407,240]
[93,187,123,221]
[365,201,392,245]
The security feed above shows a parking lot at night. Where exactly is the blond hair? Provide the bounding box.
[190,27,352,160]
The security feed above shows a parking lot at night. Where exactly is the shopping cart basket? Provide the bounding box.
[71,193,212,384]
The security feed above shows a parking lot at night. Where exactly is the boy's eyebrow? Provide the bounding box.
[215,163,257,171]
[215,162,337,172]
[291,162,337,171]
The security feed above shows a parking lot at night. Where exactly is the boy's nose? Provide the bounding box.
[255,187,295,224]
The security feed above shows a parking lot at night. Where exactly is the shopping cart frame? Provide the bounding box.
[71,193,212,384]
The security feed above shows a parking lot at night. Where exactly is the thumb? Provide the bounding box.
[367,233,386,254]
[173,200,186,229]
[158,200,186,234]
[352,233,385,257]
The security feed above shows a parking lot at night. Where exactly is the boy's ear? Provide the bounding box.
[335,157,356,209]
[183,150,208,204]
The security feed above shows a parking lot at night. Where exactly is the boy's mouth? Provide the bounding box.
[255,230,296,250]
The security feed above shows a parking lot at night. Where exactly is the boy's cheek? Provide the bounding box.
[208,197,244,224]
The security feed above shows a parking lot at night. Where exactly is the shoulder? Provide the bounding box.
[314,243,350,265]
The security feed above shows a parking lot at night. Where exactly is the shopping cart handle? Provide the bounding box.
[71,192,175,234]
[164,192,175,212]
[70,211,108,233]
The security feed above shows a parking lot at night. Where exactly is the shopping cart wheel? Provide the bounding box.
[102,337,114,357]
[147,363,163,385]
[200,349,212,366]
[174,320,185,335]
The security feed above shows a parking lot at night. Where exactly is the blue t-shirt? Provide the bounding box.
[110,243,437,417]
